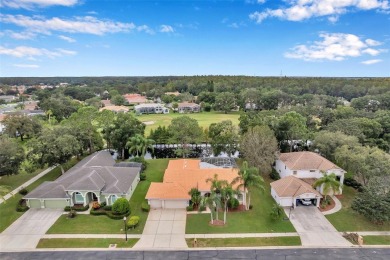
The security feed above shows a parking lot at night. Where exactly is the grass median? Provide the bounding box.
[186,237,301,247]
[37,238,138,248]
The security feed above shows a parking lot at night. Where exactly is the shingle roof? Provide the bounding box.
[146,159,242,200]
[279,151,343,171]
[270,176,322,198]
[24,151,141,199]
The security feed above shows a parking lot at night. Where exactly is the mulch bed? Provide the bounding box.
[318,196,336,212]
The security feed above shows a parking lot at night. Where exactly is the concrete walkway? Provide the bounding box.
[42,234,142,239]
[286,206,352,247]
[322,195,342,215]
[0,209,63,251]
[134,209,187,249]
[0,166,56,205]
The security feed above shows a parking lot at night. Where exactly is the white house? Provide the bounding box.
[134,103,169,114]
[271,151,346,208]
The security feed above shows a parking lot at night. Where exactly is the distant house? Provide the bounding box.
[178,102,200,113]
[271,151,346,208]
[123,94,148,104]
[146,158,244,209]
[134,103,169,114]
[101,99,112,107]
[24,151,141,209]
[99,105,129,113]
[0,95,17,103]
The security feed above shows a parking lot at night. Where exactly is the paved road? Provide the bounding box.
[0,209,63,250]
[1,248,389,260]
[287,206,351,247]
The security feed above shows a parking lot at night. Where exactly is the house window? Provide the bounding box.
[74,192,84,204]
[293,171,297,175]
[309,170,316,172]
[111,195,117,204]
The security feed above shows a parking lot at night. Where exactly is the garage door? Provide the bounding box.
[44,199,69,209]
[149,199,162,209]
[164,200,188,209]
[28,199,42,208]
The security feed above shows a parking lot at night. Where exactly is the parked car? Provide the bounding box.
[300,198,312,206]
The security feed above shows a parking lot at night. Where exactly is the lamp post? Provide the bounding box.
[123,216,127,241]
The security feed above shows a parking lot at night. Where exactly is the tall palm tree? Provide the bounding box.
[219,183,237,224]
[232,161,264,210]
[141,137,155,157]
[206,174,226,222]
[126,134,155,157]
[313,172,341,201]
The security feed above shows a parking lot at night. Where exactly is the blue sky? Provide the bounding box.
[0,0,389,77]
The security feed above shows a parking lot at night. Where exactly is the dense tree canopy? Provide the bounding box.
[3,114,42,141]
[208,120,238,157]
[0,137,25,176]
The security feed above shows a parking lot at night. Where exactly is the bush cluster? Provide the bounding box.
[63,204,89,212]
[186,205,193,211]
[18,188,28,196]
[141,201,150,212]
[269,168,281,180]
[16,199,29,212]
[112,198,130,215]
[227,198,239,210]
[127,216,140,229]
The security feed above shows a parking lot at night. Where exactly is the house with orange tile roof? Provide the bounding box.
[146,159,244,209]
[271,151,346,207]
[123,94,148,104]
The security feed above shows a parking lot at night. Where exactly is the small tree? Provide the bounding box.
[270,203,284,220]
[188,188,201,209]
[313,172,341,201]
[112,198,130,215]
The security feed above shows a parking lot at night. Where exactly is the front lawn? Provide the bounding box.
[363,236,390,245]
[0,167,46,190]
[326,186,390,231]
[186,176,296,234]
[0,164,70,233]
[47,159,168,234]
[37,238,138,248]
[186,237,301,247]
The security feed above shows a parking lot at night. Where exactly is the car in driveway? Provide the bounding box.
[300,198,312,206]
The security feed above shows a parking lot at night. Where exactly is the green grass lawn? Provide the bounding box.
[0,163,74,233]
[326,186,390,231]
[0,167,48,190]
[137,111,240,134]
[186,237,301,247]
[186,176,296,234]
[363,236,390,245]
[47,159,168,234]
[37,238,138,248]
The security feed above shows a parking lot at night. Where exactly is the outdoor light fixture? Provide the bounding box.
[123,216,127,241]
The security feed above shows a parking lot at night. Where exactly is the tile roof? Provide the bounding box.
[123,94,147,104]
[270,176,322,198]
[178,102,200,108]
[24,151,141,199]
[146,159,242,200]
[99,106,129,113]
[279,151,343,171]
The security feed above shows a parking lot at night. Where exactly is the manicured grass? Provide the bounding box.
[137,111,240,134]
[0,160,78,233]
[37,238,138,248]
[0,167,46,190]
[186,237,301,247]
[186,176,296,234]
[326,186,390,231]
[363,236,390,245]
[47,159,169,234]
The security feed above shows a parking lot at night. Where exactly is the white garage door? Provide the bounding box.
[149,199,162,209]
[164,200,188,209]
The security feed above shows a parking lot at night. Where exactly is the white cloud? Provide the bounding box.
[257,0,266,3]
[4,30,36,40]
[160,25,174,33]
[13,64,39,68]
[0,45,76,58]
[0,0,78,9]
[284,32,385,61]
[58,35,76,42]
[0,14,139,35]
[250,0,389,23]
[137,25,154,34]
[361,59,382,64]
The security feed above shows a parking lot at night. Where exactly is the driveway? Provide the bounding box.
[0,208,63,251]
[134,209,187,249]
[286,206,352,247]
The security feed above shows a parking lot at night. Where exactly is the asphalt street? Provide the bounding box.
[1,248,389,260]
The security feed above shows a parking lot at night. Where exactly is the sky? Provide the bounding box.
[0,0,389,77]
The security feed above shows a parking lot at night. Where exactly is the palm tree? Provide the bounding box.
[126,134,155,157]
[206,174,226,222]
[140,137,155,157]
[219,183,237,224]
[232,161,264,210]
[313,172,341,201]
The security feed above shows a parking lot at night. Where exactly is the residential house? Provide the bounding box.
[24,151,141,209]
[146,158,244,209]
[0,95,17,103]
[99,105,129,113]
[101,99,112,107]
[123,94,148,104]
[178,102,200,113]
[271,151,346,208]
[134,103,169,114]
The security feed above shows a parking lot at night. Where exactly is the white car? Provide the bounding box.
[300,199,312,206]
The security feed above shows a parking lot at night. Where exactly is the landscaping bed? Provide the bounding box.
[37,238,138,248]
[186,237,301,247]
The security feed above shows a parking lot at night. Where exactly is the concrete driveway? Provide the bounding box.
[287,206,352,247]
[134,209,187,249]
[0,208,63,251]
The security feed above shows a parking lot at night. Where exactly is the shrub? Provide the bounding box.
[106,211,130,220]
[270,204,284,220]
[141,201,150,212]
[64,206,71,212]
[186,205,194,211]
[18,188,28,196]
[140,173,146,181]
[73,204,89,212]
[16,199,29,212]
[90,208,107,216]
[100,201,107,207]
[103,205,112,211]
[227,198,239,210]
[129,157,148,172]
[199,205,206,212]
[344,177,363,190]
[112,198,131,215]
[67,210,77,218]
[127,216,140,229]
[269,168,281,180]
[249,205,253,210]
